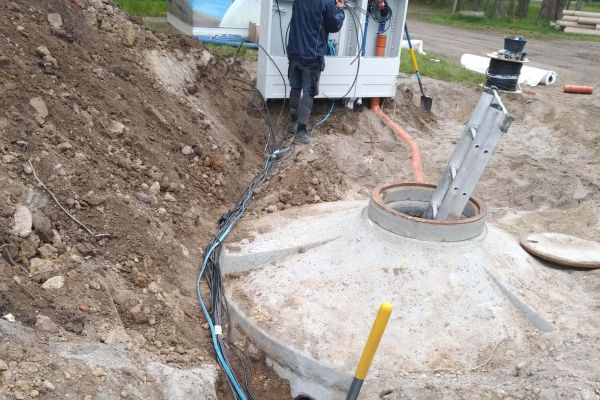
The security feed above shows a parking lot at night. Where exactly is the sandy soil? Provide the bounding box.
[1,0,599,399]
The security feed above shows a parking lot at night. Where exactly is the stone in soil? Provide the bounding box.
[14,205,33,238]
[29,97,48,124]
[41,275,65,290]
[35,315,60,333]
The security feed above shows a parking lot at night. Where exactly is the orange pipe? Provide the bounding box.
[564,85,593,94]
[371,101,424,183]
[369,34,424,182]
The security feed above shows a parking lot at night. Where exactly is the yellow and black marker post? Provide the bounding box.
[346,302,393,400]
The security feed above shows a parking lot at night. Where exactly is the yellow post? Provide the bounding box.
[346,302,393,400]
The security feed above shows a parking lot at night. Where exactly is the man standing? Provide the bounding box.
[287,0,345,144]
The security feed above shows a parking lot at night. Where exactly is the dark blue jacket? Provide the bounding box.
[287,0,345,65]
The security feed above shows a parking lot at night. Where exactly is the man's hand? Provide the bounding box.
[336,0,345,8]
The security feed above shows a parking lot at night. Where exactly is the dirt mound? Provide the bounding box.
[0,0,299,398]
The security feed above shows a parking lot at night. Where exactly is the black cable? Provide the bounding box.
[485,58,523,92]
[275,0,287,55]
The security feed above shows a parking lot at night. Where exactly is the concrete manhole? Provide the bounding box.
[223,183,592,399]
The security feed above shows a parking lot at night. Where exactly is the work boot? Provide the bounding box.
[293,128,310,145]
[287,120,298,137]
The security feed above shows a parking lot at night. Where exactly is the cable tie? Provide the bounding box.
[214,325,223,335]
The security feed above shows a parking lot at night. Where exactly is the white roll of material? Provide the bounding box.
[460,54,557,86]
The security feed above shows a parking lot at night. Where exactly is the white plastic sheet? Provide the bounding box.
[460,54,557,86]
[401,39,425,55]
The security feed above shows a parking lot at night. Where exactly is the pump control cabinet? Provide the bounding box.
[257,0,408,102]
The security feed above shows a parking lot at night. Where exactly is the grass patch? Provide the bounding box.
[400,50,484,86]
[416,1,600,42]
[114,0,166,17]
[205,44,258,60]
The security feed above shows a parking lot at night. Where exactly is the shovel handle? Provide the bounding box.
[409,48,419,73]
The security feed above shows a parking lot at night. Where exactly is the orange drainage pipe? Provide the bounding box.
[370,34,424,183]
[564,85,593,94]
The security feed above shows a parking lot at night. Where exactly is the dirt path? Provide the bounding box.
[407,19,600,85]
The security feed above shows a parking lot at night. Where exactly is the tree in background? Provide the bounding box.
[515,0,530,17]
[538,0,569,19]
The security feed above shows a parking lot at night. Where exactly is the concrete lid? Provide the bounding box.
[520,232,600,269]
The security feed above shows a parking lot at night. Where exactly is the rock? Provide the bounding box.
[30,390,40,398]
[108,120,125,135]
[311,177,319,185]
[3,154,17,163]
[8,2,21,12]
[129,304,148,324]
[136,191,154,205]
[76,242,95,257]
[35,315,59,333]
[20,240,38,261]
[35,46,51,58]
[42,380,55,391]
[0,359,8,370]
[198,50,212,68]
[181,145,193,155]
[56,141,72,151]
[202,156,211,167]
[47,13,63,30]
[94,367,106,377]
[79,304,90,313]
[279,190,293,204]
[148,282,161,294]
[29,97,48,125]
[149,181,161,195]
[266,205,277,213]
[14,205,32,238]
[41,275,65,290]
[17,25,28,37]
[0,56,10,68]
[262,193,279,207]
[313,195,321,203]
[174,49,184,61]
[28,258,54,277]
[38,243,57,259]
[32,211,53,242]
[164,193,177,202]
[123,28,136,47]
[112,289,137,308]
[22,162,33,174]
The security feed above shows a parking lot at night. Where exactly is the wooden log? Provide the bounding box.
[597,24,600,30]
[562,9,575,16]
[565,26,600,35]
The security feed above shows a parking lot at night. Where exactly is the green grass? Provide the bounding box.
[114,0,166,17]
[415,1,600,42]
[401,50,484,86]
[205,44,258,60]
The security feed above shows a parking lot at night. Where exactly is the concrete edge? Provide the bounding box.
[227,299,354,397]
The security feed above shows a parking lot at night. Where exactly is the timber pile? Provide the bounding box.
[556,10,600,36]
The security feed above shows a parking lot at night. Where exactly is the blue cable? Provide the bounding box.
[196,147,289,400]
[310,100,336,136]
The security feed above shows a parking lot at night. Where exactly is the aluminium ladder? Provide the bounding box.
[423,88,513,220]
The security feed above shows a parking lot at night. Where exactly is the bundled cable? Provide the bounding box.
[196,35,290,400]
[485,58,523,92]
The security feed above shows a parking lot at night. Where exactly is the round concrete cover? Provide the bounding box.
[520,232,600,269]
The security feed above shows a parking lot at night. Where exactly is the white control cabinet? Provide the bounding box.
[257,0,409,101]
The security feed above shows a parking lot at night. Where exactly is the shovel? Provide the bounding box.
[404,24,433,112]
